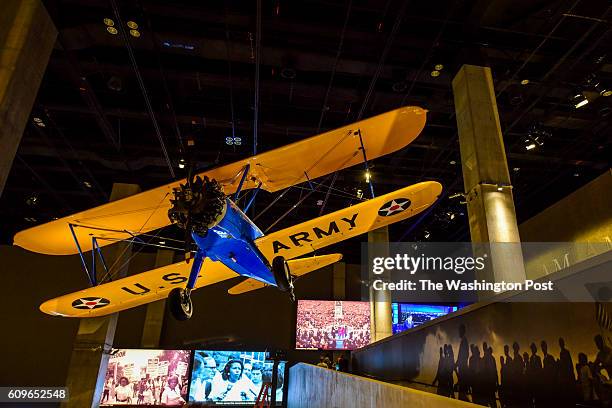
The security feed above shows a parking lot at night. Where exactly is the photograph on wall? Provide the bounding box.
[391,303,458,334]
[296,300,371,350]
[189,350,285,405]
[99,349,192,406]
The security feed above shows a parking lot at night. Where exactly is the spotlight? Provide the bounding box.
[129,29,141,38]
[365,171,371,183]
[430,70,440,77]
[107,26,118,35]
[26,193,39,207]
[225,136,242,146]
[573,172,580,177]
[520,79,529,85]
[513,167,520,172]
[449,160,456,165]
[126,21,138,29]
[434,64,444,71]
[572,92,589,108]
[497,185,503,191]
[316,200,323,206]
[103,18,114,26]
[83,181,92,188]
[447,212,456,220]
[178,158,186,169]
[525,143,537,151]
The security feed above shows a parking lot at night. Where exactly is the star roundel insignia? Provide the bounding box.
[72,297,110,310]
[378,198,411,217]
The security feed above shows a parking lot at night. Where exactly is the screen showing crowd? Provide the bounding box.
[392,303,457,334]
[100,349,192,406]
[189,350,286,405]
[296,300,371,350]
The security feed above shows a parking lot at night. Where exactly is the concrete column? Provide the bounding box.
[452,64,526,284]
[140,249,174,348]
[332,262,346,300]
[368,226,392,342]
[62,183,140,408]
[0,0,56,196]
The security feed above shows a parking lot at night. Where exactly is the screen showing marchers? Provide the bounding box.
[99,349,192,406]
[296,300,371,350]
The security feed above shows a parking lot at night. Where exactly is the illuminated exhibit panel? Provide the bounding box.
[296,300,371,350]
[99,349,192,406]
[391,303,457,334]
[189,350,286,405]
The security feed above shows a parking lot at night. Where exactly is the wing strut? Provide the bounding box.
[233,164,251,202]
[356,129,375,199]
[69,224,111,286]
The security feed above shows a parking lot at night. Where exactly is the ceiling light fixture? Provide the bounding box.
[520,79,529,85]
[572,92,589,108]
[107,26,118,35]
[103,18,114,26]
[129,29,141,38]
[434,64,444,71]
[178,158,186,169]
[127,21,138,29]
[430,70,440,77]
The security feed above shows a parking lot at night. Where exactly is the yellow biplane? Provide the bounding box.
[13,106,441,320]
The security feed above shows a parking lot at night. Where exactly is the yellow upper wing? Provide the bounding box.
[14,106,426,255]
[254,181,442,260]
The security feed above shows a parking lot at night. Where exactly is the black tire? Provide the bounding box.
[272,256,291,292]
[168,288,193,321]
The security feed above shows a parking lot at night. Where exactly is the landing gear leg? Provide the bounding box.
[272,256,295,301]
[168,250,204,321]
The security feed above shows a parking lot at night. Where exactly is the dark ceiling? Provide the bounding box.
[2,0,611,261]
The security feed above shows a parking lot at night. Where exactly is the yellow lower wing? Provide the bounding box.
[227,254,342,295]
[40,259,237,318]
[254,181,442,260]
[14,106,426,256]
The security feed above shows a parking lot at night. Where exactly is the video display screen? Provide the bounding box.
[189,350,286,405]
[392,303,457,334]
[100,349,192,406]
[296,300,371,350]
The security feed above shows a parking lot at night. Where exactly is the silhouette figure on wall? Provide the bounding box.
[427,324,612,407]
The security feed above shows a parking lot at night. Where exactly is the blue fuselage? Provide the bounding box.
[190,199,276,286]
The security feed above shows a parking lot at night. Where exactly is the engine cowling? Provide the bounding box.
[168,176,226,235]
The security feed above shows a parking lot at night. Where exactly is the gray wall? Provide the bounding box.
[352,301,602,386]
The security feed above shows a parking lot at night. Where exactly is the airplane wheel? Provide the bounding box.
[272,256,292,292]
[168,288,193,321]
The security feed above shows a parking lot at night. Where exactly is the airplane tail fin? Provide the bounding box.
[227,253,342,295]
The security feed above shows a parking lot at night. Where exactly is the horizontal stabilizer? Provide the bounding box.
[228,254,342,295]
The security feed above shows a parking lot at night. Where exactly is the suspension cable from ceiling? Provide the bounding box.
[109,0,176,179]
[253,0,262,156]
[317,0,353,132]
[319,0,410,215]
